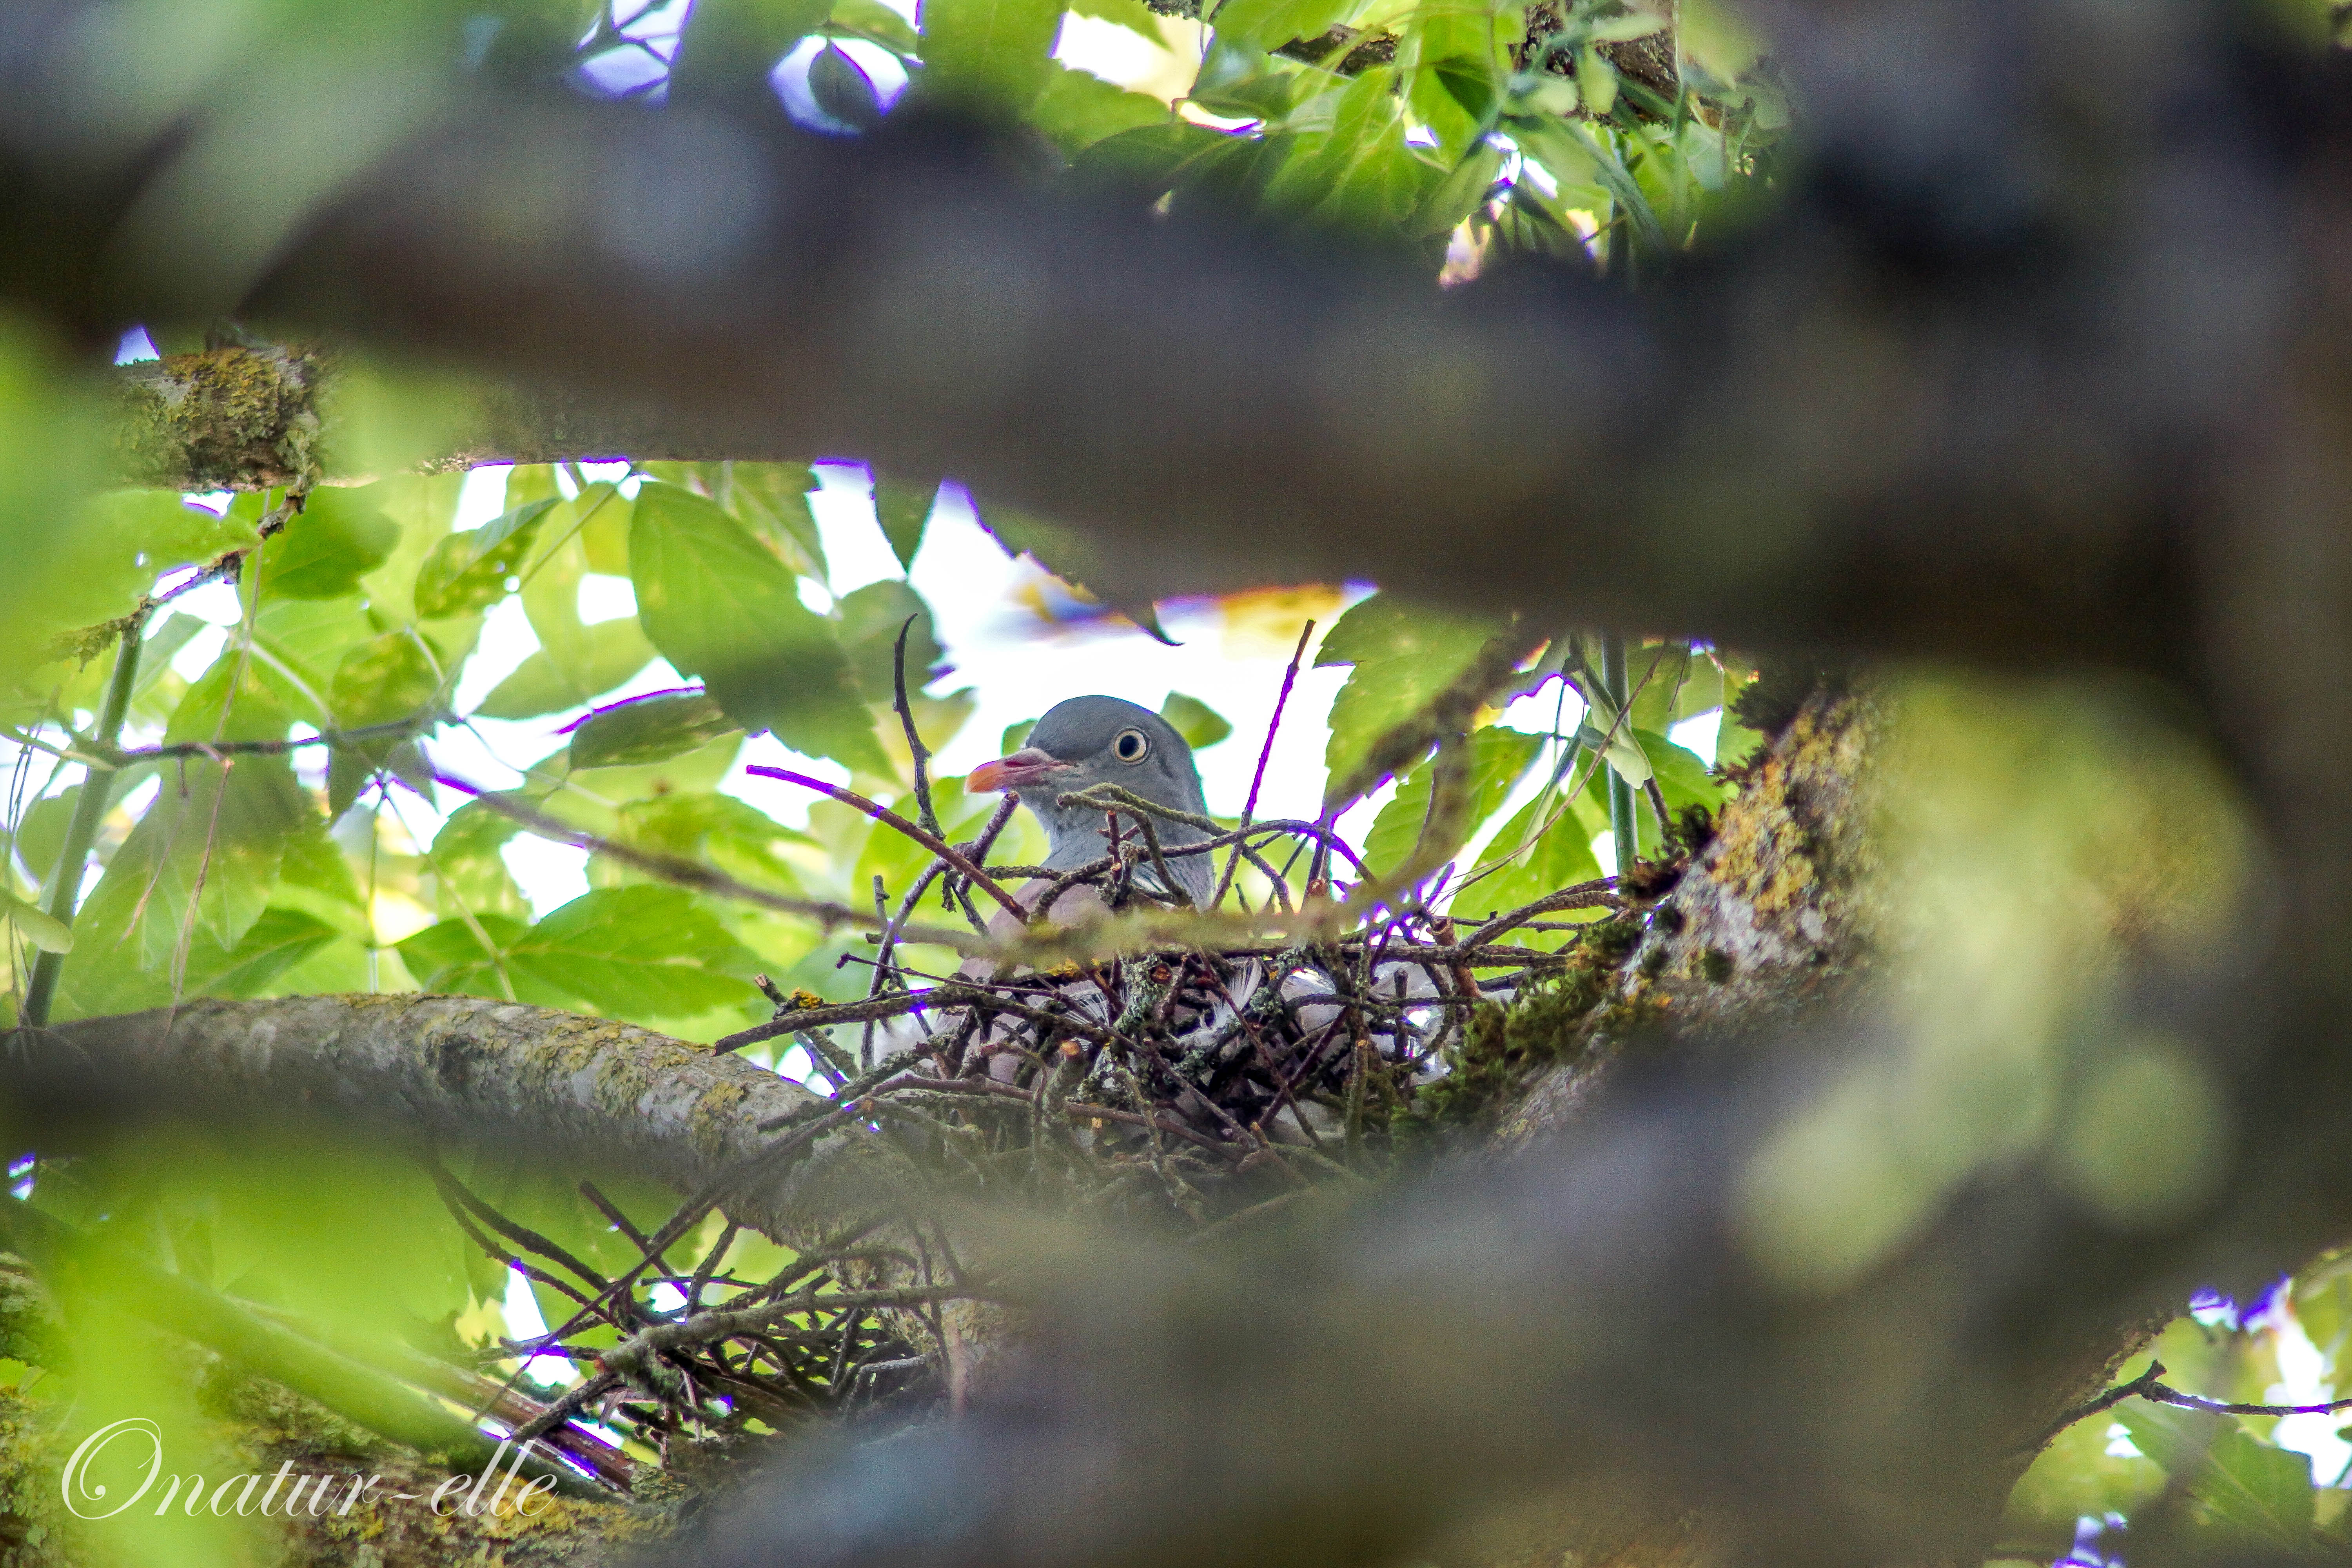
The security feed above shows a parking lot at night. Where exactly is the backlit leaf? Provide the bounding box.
[1210,0,1356,51]
[398,886,760,1020]
[1317,592,1508,813]
[251,488,398,601]
[632,481,886,771]
[1160,692,1234,751]
[919,0,1061,106]
[1363,726,1540,880]
[567,690,742,769]
[474,620,658,720]
[412,497,557,618]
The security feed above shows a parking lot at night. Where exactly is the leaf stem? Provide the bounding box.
[20,616,145,1029]
[1600,632,1637,865]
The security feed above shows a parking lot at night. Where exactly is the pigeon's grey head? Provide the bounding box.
[967,695,1213,904]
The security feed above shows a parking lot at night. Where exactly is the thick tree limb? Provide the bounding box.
[15,995,834,1242]
[7,2,2341,673]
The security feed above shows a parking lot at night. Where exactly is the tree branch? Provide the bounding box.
[7,4,2328,672]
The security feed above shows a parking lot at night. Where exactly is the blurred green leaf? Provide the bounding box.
[1160,692,1233,750]
[69,754,311,984]
[36,490,257,636]
[1317,592,1507,813]
[1452,764,1607,936]
[474,619,658,720]
[326,631,442,814]
[613,791,815,894]
[699,463,824,579]
[426,799,529,921]
[1412,140,1503,236]
[399,885,760,1019]
[969,497,1175,644]
[873,477,933,573]
[0,886,72,953]
[837,580,946,702]
[356,472,467,624]
[2118,1402,2316,1549]
[1069,0,1163,37]
[167,657,293,746]
[833,0,921,51]
[810,41,886,127]
[1067,121,1246,194]
[15,787,81,891]
[1031,61,1174,154]
[1211,0,1357,51]
[412,497,557,618]
[920,0,1061,106]
[251,488,398,600]
[1265,70,1438,230]
[1632,728,1724,813]
[1363,725,1540,880]
[632,481,886,772]
[568,690,742,769]
[328,631,441,736]
[183,907,341,997]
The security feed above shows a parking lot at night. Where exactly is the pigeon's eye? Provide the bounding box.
[1112,728,1149,763]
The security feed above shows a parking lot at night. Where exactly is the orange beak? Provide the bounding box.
[966,747,1069,794]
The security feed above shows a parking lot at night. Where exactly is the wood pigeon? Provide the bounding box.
[966,695,1216,909]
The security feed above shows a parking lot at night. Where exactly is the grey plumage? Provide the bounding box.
[968,695,1215,906]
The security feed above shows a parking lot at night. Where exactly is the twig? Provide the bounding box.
[434,772,984,950]
[20,608,145,1029]
[891,615,942,838]
[2017,1358,2352,1454]
[1217,620,1314,909]
[747,766,1029,920]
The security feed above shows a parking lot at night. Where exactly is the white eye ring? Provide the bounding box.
[1112,728,1149,763]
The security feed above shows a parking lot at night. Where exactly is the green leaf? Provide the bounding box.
[399,886,761,1020]
[613,792,815,894]
[1316,592,1508,813]
[1631,728,1724,813]
[567,690,742,769]
[919,0,1061,107]
[1452,762,1608,936]
[251,488,399,601]
[1412,140,1503,237]
[412,497,558,618]
[326,632,443,814]
[837,580,946,702]
[183,907,341,997]
[1211,0,1356,51]
[1030,61,1174,155]
[167,658,293,746]
[632,482,887,772]
[873,476,935,573]
[831,0,920,51]
[14,788,80,891]
[1067,121,1253,198]
[2118,1403,2316,1549]
[970,497,1174,644]
[705,463,824,579]
[71,753,312,978]
[328,632,441,737]
[1068,0,1163,39]
[355,472,466,624]
[1362,726,1540,880]
[426,799,529,921]
[1159,692,1233,751]
[474,620,658,721]
[0,887,72,953]
[33,490,258,636]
